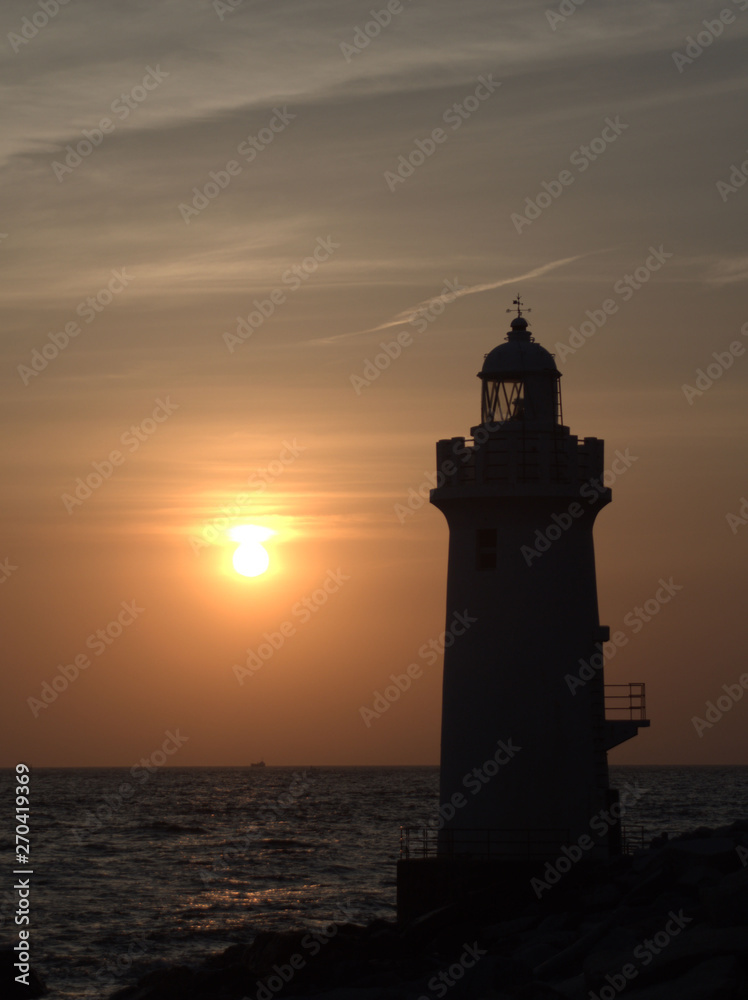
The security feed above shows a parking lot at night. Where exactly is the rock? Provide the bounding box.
[429,919,485,955]
[399,901,466,949]
[623,955,746,1000]
[701,865,748,926]
[284,990,417,1000]
[620,861,672,905]
[579,882,622,911]
[244,929,310,976]
[674,864,724,892]
[630,846,668,874]
[192,958,258,997]
[581,924,748,998]
[531,910,624,980]
[537,913,576,933]
[484,955,534,991]
[550,972,586,997]
[668,837,739,873]
[481,916,538,942]
[681,827,717,840]
[434,953,510,1000]
[645,888,697,920]
[647,832,670,849]
[514,983,570,999]
[515,931,579,968]
[644,925,748,973]
[109,965,195,1000]
[582,925,640,984]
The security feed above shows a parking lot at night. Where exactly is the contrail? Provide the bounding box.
[309,253,591,347]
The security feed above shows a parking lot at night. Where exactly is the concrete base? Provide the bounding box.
[396,856,545,925]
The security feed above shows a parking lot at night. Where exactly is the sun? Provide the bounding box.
[228,525,276,578]
[232,543,270,577]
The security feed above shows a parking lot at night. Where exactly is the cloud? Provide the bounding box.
[306,251,604,345]
[704,256,748,286]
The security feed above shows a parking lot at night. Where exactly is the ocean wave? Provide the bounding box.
[143,821,208,835]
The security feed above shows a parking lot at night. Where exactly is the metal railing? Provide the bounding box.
[621,824,647,854]
[400,826,570,860]
[605,683,647,720]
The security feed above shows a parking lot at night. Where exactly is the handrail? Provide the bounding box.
[401,823,647,859]
[620,824,647,854]
[400,826,570,860]
[605,682,647,720]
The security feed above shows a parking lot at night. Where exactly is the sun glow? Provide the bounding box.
[229,525,275,578]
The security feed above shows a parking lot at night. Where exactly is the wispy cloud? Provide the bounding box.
[704,256,748,286]
[307,252,599,346]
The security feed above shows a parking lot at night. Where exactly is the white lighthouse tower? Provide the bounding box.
[424,299,648,865]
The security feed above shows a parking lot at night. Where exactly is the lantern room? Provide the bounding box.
[478,313,562,428]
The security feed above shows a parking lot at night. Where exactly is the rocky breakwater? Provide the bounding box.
[110,821,748,1000]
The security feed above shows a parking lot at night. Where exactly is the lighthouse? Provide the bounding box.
[397,300,648,920]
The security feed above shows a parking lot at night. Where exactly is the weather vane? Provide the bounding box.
[507,293,530,318]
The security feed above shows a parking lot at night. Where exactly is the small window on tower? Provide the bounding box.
[476,528,497,570]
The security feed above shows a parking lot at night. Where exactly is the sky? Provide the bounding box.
[1,0,747,767]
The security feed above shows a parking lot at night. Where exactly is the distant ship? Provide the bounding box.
[250,760,266,768]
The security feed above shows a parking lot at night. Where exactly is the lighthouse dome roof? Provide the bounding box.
[480,317,558,378]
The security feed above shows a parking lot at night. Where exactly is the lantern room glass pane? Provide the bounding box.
[482,379,525,424]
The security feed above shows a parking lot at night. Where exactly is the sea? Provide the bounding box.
[2,765,747,1000]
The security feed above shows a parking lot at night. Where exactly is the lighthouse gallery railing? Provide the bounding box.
[400,826,570,860]
[604,682,647,720]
